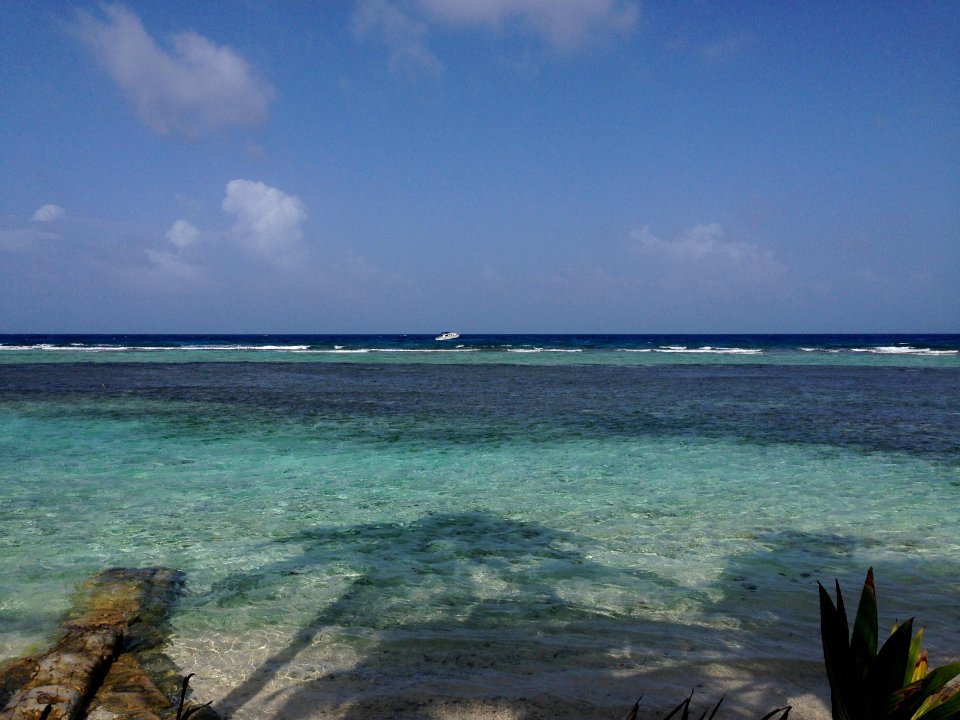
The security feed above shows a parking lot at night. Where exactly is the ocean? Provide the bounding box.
[1,334,958,718]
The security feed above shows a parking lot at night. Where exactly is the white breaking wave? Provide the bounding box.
[504,348,581,353]
[653,346,763,355]
[0,344,151,352]
[0,343,478,354]
[0,343,313,352]
[317,348,478,353]
[851,346,959,356]
[182,344,312,351]
[2,342,956,357]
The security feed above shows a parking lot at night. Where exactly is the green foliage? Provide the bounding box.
[818,568,960,720]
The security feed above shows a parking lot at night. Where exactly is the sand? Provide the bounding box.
[178,650,832,720]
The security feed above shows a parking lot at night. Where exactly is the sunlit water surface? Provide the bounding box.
[1,335,958,715]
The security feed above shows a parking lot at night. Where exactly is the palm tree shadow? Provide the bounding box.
[209,511,677,718]
[203,516,960,719]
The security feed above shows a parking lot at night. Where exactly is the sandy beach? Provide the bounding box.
[184,662,831,720]
[172,636,831,720]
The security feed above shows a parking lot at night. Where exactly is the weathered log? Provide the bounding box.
[83,654,170,720]
[0,567,202,720]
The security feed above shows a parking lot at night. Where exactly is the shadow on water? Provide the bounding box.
[704,528,960,658]
[210,511,685,717]
[200,510,960,718]
[186,511,959,719]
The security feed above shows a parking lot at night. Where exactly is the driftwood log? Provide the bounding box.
[0,568,214,720]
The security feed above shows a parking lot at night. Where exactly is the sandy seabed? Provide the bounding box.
[171,635,831,720]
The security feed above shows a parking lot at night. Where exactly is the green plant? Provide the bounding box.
[819,567,960,720]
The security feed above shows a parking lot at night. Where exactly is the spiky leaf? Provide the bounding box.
[914,688,960,720]
[660,691,693,720]
[851,568,878,680]
[180,702,212,720]
[911,663,960,719]
[864,617,914,716]
[907,627,926,684]
[819,581,854,720]
[704,695,724,720]
[885,662,960,719]
[836,578,850,651]
[912,651,929,685]
[758,707,792,720]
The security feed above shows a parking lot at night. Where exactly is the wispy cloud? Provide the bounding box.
[0,228,60,252]
[32,204,66,222]
[353,0,639,76]
[352,0,444,78]
[417,0,639,50]
[699,32,751,65]
[632,223,773,265]
[72,3,274,137]
[143,218,204,281]
[1,205,65,251]
[630,222,786,292]
[145,248,204,281]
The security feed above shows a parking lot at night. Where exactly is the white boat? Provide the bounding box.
[435,331,460,341]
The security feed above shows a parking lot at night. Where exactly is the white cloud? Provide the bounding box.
[353,0,638,75]
[222,179,307,264]
[145,180,308,279]
[73,4,274,137]
[631,223,786,290]
[417,0,639,50]
[145,220,204,282]
[166,219,200,249]
[632,223,770,264]
[145,248,203,281]
[32,204,65,222]
[144,220,201,278]
[353,0,444,77]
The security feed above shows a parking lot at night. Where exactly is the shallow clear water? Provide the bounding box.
[1,335,958,714]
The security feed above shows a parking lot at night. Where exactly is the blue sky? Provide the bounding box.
[1,1,957,333]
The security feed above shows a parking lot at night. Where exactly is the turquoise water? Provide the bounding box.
[1,335,958,715]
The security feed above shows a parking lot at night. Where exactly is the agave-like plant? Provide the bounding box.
[819,567,960,720]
